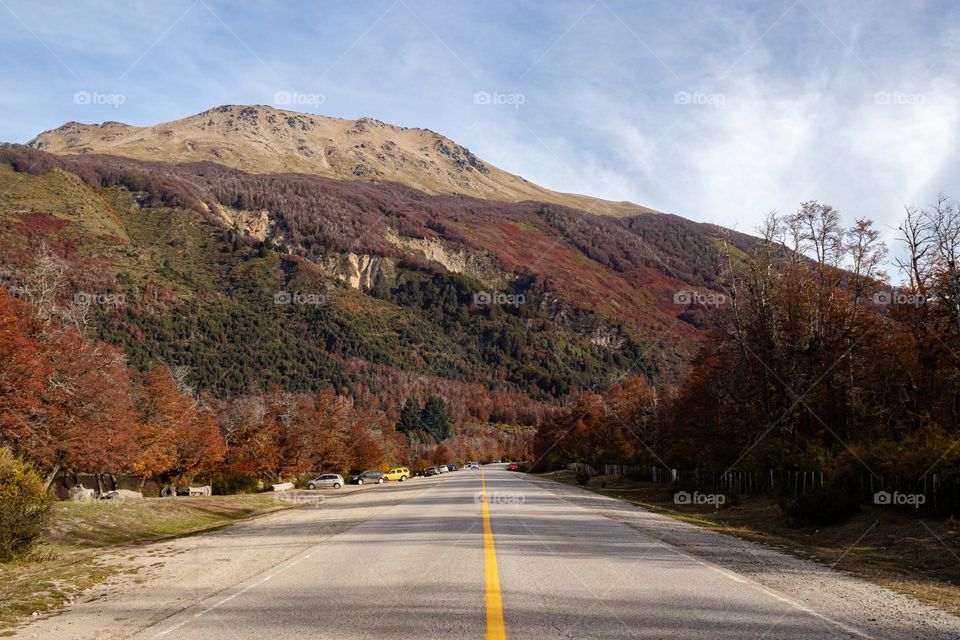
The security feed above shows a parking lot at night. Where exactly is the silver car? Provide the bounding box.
[306,474,344,489]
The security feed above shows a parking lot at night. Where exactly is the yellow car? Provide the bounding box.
[384,467,411,482]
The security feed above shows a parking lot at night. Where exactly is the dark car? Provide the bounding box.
[424,467,439,477]
[350,470,386,485]
[447,463,458,472]
[507,463,520,471]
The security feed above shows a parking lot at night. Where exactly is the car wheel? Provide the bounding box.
[378,478,384,484]
[357,479,363,485]
[307,483,316,490]
[401,475,407,481]
[334,483,341,489]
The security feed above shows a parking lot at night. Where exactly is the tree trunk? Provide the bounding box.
[43,461,62,490]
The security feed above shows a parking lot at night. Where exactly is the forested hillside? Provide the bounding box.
[0,143,749,397]
[0,141,742,491]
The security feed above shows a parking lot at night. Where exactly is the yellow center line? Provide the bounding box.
[481,469,507,639]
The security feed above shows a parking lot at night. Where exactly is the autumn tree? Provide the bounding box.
[133,367,225,490]
[0,290,48,467]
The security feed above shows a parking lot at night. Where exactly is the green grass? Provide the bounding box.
[0,164,127,239]
[506,220,549,235]
[710,235,749,272]
[540,470,960,615]
[0,495,291,633]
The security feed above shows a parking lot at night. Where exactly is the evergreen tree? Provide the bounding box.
[397,396,421,434]
[421,395,453,440]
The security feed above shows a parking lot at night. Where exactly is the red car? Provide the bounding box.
[507,463,520,471]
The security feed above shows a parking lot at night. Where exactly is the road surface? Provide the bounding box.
[15,466,960,639]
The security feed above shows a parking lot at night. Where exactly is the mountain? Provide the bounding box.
[28,105,657,218]
[0,108,754,424]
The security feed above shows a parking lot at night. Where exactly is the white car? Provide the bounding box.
[438,465,449,473]
[467,462,479,469]
[306,474,344,489]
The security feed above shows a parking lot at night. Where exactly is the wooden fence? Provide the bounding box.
[567,462,960,512]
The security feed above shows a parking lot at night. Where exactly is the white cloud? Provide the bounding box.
[844,80,960,207]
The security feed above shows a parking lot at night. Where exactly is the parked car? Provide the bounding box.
[437,465,449,473]
[351,471,386,485]
[384,467,411,481]
[424,467,439,477]
[467,461,479,469]
[507,463,520,471]
[447,463,458,472]
[306,474,344,489]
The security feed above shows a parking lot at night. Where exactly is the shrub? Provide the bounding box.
[211,473,261,495]
[779,485,860,527]
[0,448,52,561]
[575,469,591,486]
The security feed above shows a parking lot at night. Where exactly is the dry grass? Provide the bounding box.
[0,495,288,634]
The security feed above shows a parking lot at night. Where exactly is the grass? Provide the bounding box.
[0,494,290,634]
[540,470,960,615]
[0,164,127,239]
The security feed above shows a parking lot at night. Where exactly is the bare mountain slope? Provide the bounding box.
[29,105,656,218]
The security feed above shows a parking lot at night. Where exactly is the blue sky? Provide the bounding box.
[1,0,958,269]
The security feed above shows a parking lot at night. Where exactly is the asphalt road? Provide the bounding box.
[114,465,893,640]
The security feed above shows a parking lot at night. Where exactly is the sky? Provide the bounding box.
[1,0,958,272]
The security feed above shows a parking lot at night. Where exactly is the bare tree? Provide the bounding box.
[927,195,960,332]
[845,218,887,309]
[11,243,66,324]
[896,205,933,302]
